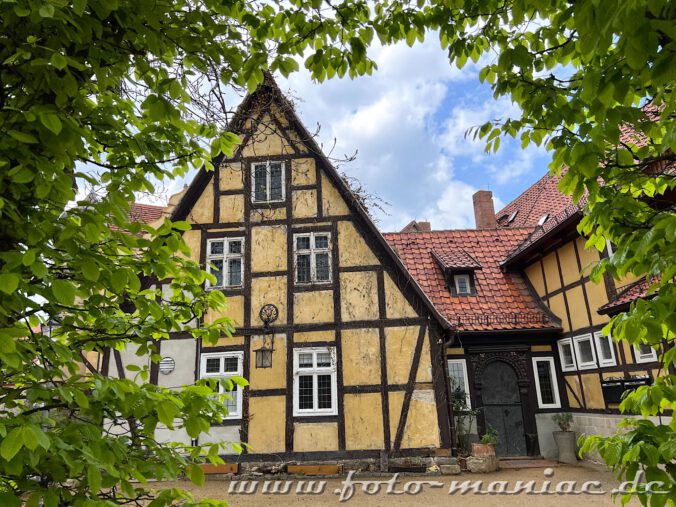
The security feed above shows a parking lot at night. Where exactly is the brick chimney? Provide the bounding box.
[473,190,496,229]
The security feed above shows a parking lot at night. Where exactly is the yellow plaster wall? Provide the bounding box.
[293,423,338,452]
[384,272,417,318]
[585,279,611,326]
[576,237,600,273]
[566,285,589,331]
[207,336,245,348]
[580,373,605,409]
[447,347,465,355]
[321,173,350,216]
[542,252,561,293]
[251,276,287,324]
[531,345,552,352]
[203,295,245,327]
[622,341,634,364]
[293,290,334,324]
[415,333,432,383]
[248,396,286,453]
[294,330,335,343]
[337,221,379,267]
[341,328,381,386]
[249,334,286,390]
[250,226,287,272]
[187,177,214,224]
[219,161,244,191]
[344,393,384,450]
[292,189,317,218]
[291,158,316,186]
[524,262,546,297]
[219,194,245,223]
[385,326,419,385]
[548,294,569,332]
[241,114,295,158]
[565,375,582,408]
[250,207,286,223]
[558,241,581,286]
[401,390,440,449]
[181,230,201,262]
[340,271,379,322]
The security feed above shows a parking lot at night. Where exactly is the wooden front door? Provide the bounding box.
[469,348,539,457]
[480,360,527,456]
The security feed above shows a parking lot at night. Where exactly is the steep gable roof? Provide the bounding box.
[384,229,561,332]
[169,73,452,332]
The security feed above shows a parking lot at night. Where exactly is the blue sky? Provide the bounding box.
[163,38,554,232]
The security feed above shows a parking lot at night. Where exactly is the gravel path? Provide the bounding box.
[157,463,644,506]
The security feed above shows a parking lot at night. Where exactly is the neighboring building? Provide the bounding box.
[385,171,664,459]
[103,74,456,468]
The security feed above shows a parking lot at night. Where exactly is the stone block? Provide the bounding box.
[466,456,498,473]
[440,464,462,475]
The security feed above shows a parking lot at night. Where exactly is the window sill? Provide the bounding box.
[291,413,338,422]
[293,282,334,292]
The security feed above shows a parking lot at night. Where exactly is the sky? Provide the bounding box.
[163,37,554,232]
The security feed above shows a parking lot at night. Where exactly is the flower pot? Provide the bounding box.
[471,442,496,457]
[553,431,577,464]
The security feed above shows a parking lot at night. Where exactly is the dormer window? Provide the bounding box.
[454,274,471,295]
[508,210,518,223]
[252,161,285,203]
[538,214,549,226]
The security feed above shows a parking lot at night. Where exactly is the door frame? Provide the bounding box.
[467,345,540,456]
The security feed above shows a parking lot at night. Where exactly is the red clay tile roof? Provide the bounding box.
[598,279,651,315]
[495,169,574,229]
[129,203,165,223]
[401,220,432,233]
[384,229,561,332]
[432,249,482,271]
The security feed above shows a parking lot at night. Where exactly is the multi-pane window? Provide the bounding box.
[573,333,597,370]
[294,232,331,284]
[293,348,337,416]
[454,274,471,295]
[200,352,244,419]
[206,238,244,289]
[557,338,577,371]
[252,161,285,203]
[447,359,471,408]
[594,331,616,367]
[532,357,561,409]
[634,343,658,363]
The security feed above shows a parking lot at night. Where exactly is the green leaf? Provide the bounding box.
[39,4,55,17]
[8,130,37,144]
[189,464,205,486]
[87,465,102,492]
[0,274,20,294]
[51,279,76,305]
[39,112,62,135]
[1,428,24,461]
[50,52,67,70]
[80,258,99,282]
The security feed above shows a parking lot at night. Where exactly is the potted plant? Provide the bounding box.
[450,382,480,468]
[471,425,498,457]
[552,413,577,464]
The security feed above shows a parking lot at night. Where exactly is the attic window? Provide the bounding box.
[508,210,519,223]
[252,161,285,203]
[538,214,549,226]
[454,274,471,295]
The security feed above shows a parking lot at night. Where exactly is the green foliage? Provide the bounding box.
[480,425,498,446]
[552,413,573,432]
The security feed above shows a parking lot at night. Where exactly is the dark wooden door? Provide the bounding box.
[480,360,527,456]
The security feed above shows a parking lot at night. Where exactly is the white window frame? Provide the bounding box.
[293,347,337,416]
[447,359,471,409]
[594,331,617,367]
[252,160,285,203]
[205,237,244,289]
[573,333,597,370]
[454,274,471,295]
[293,232,332,285]
[532,357,561,409]
[633,343,658,364]
[200,351,244,419]
[557,338,577,372]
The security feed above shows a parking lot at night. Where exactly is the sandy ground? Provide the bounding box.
[157,463,643,506]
